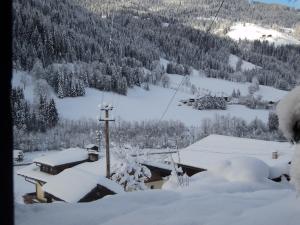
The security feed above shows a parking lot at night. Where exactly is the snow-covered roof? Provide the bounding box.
[33,148,88,167]
[143,161,173,171]
[43,163,124,203]
[172,135,293,171]
[17,164,53,183]
[85,144,98,149]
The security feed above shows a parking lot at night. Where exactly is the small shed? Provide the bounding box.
[86,144,99,161]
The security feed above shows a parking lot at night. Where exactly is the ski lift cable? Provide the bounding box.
[206,0,225,33]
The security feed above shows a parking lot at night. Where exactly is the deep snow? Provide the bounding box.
[15,167,300,225]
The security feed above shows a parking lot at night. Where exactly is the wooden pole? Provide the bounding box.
[105,109,110,178]
[100,104,114,178]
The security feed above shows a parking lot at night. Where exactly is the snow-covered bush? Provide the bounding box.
[268,111,279,131]
[111,148,151,191]
[162,165,189,190]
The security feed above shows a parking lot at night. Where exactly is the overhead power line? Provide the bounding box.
[159,75,187,122]
[206,0,225,33]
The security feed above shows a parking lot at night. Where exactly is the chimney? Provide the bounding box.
[272,151,278,159]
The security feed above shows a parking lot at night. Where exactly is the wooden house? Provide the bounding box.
[17,148,90,202]
[17,147,174,204]
[42,166,124,203]
[169,134,293,181]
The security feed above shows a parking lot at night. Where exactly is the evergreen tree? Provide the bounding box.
[268,111,279,131]
[47,99,59,128]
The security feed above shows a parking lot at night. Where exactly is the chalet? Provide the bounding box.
[17,146,172,203]
[13,150,24,162]
[17,148,90,202]
[169,134,293,181]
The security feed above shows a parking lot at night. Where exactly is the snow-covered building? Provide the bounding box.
[171,134,293,181]
[43,164,124,203]
[17,148,92,203]
[17,147,172,203]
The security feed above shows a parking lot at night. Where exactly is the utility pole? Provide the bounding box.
[99,104,115,178]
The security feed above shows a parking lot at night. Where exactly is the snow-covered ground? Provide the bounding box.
[15,160,300,225]
[13,69,287,126]
[227,23,300,46]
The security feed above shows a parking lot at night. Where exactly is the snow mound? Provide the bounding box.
[210,157,270,182]
[227,23,300,46]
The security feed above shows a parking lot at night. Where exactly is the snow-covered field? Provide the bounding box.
[227,23,300,46]
[13,68,287,126]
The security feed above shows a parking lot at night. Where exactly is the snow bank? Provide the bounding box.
[15,172,299,225]
[209,157,269,182]
[33,148,88,166]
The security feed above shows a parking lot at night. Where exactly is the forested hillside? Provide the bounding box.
[13,0,300,98]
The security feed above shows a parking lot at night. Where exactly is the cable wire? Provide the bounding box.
[206,0,225,33]
[159,75,187,122]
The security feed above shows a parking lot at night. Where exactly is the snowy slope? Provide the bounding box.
[227,23,300,46]
[228,54,259,71]
[12,70,288,126]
